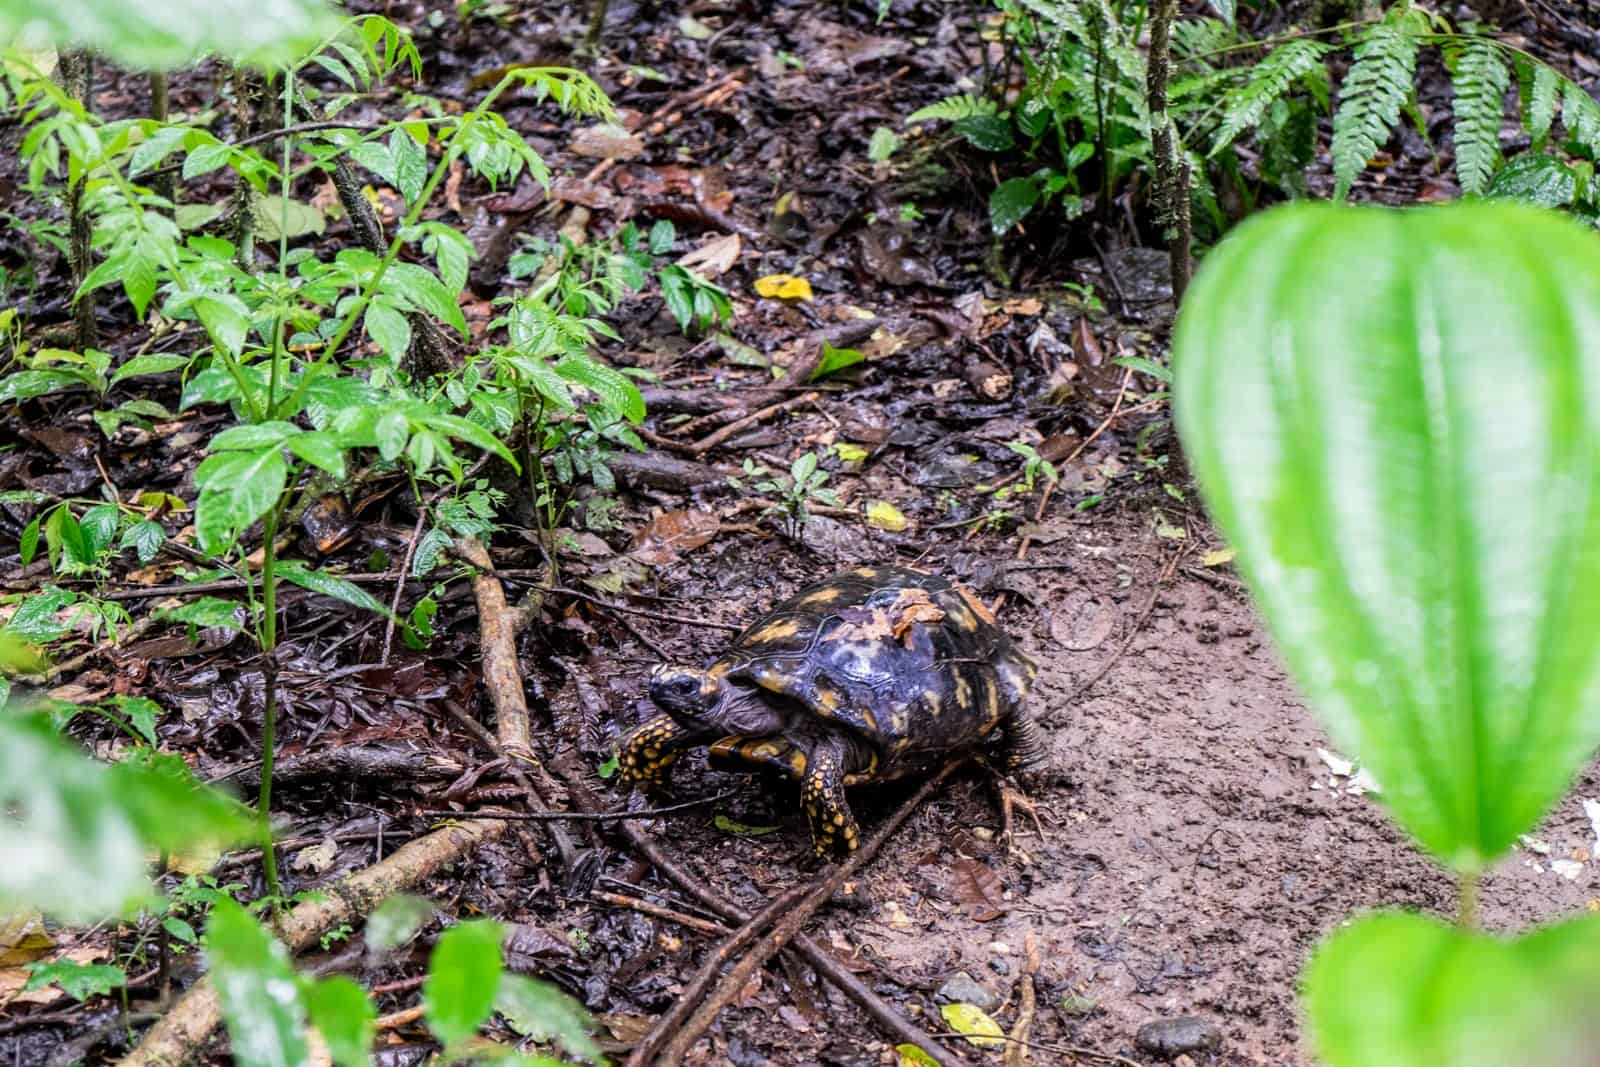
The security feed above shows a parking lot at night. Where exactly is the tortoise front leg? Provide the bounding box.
[800,739,860,857]
[619,714,695,793]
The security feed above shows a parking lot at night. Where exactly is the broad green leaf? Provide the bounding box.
[208,421,300,451]
[554,354,645,423]
[1485,154,1578,209]
[252,194,326,242]
[207,899,310,1067]
[810,342,865,382]
[1305,912,1600,1067]
[1111,355,1174,385]
[989,176,1040,235]
[0,369,92,403]
[110,352,191,385]
[390,128,427,205]
[287,432,347,478]
[275,561,397,621]
[0,0,337,70]
[940,1002,1004,1048]
[423,919,504,1047]
[120,519,166,563]
[495,973,603,1065]
[111,695,162,746]
[365,893,432,954]
[953,114,1013,152]
[383,262,467,338]
[193,294,252,358]
[364,300,412,363]
[153,596,247,632]
[416,412,519,470]
[24,960,126,1001]
[0,713,250,920]
[304,975,376,1067]
[1173,202,1600,871]
[374,409,411,461]
[194,447,287,554]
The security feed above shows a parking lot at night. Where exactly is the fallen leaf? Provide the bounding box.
[569,123,644,161]
[0,911,53,967]
[1316,748,1354,778]
[949,858,1006,922]
[714,814,781,837]
[1201,546,1236,567]
[897,1045,940,1066]
[678,233,742,278]
[833,443,869,464]
[631,509,720,566]
[865,500,908,533]
[754,274,814,301]
[889,588,945,644]
[942,1002,1006,1048]
[291,837,339,874]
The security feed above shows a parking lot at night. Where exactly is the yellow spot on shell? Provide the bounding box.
[849,566,882,580]
[925,690,943,719]
[953,673,972,709]
[747,618,802,644]
[799,585,845,606]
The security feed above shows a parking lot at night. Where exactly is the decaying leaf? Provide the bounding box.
[889,588,945,644]
[754,274,814,301]
[865,500,908,532]
[678,233,742,278]
[942,1002,1006,1048]
[1201,546,1237,567]
[949,858,1007,922]
[896,1044,940,1066]
[956,586,998,626]
[291,838,339,874]
[713,814,781,837]
[0,911,53,967]
[569,122,644,161]
[630,509,720,566]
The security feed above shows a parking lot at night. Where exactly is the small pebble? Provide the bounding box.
[988,958,1010,976]
[935,971,1000,1013]
[1136,1016,1220,1059]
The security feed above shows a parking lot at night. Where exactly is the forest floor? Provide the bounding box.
[4,1,1600,1065]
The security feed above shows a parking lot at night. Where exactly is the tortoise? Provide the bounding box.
[618,565,1044,855]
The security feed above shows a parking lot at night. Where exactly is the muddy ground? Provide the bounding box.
[4,0,1600,1064]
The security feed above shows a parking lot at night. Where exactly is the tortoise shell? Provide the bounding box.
[708,565,1037,778]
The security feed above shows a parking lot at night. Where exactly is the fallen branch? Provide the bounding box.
[549,765,963,1064]
[592,891,731,938]
[626,884,811,1065]
[653,760,970,1067]
[688,391,820,454]
[118,819,509,1067]
[1004,935,1041,1067]
[454,537,532,757]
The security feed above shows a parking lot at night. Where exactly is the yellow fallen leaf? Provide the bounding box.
[833,443,869,464]
[1201,546,1236,567]
[0,911,53,967]
[865,500,908,532]
[941,1002,1005,1048]
[896,1044,940,1066]
[754,274,814,301]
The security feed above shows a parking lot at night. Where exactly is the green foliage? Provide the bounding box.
[1445,37,1509,195]
[208,898,313,1067]
[24,959,127,1001]
[731,452,840,541]
[1305,912,1600,1067]
[423,919,506,1047]
[0,710,254,920]
[0,0,338,71]
[810,342,865,382]
[906,94,998,125]
[1175,202,1600,871]
[1209,40,1331,156]
[1330,12,1425,199]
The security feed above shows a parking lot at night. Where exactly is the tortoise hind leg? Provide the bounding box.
[800,739,860,857]
[619,714,696,793]
[993,702,1048,850]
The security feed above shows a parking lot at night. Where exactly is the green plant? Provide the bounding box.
[729,453,840,540]
[1174,200,1600,1066]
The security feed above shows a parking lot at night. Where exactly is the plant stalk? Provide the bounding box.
[1457,871,1480,929]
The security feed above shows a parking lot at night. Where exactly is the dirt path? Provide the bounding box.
[599,510,1600,1065]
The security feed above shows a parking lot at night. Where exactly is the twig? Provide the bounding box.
[550,586,743,632]
[99,571,415,601]
[440,699,578,871]
[411,790,736,822]
[626,884,811,1065]
[374,1006,426,1031]
[1015,365,1135,561]
[688,391,821,453]
[117,820,509,1067]
[931,1032,1147,1067]
[653,761,971,1067]
[550,769,963,1065]
[381,508,429,665]
[592,891,732,938]
[1004,935,1041,1067]
[453,537,533,758]
[1069,547,1186,703]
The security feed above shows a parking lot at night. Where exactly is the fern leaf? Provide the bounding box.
[1562,79,1600,156]
[1516,58,1560,146]
[1209,40,1330,156]
[1447,37,1508,195]
[906,94,997,125]
[1170,16,1235,62]
[1330,20,1421,200]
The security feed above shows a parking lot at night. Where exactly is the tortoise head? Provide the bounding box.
[647,664,724,722]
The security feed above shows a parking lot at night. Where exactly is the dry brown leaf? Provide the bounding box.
[949,858,1007,922]
[677,232,742,278]
[889,588,945,643]
[630,509,721,566]
[291,837,339,874]
[0,911,52,967]
[569,122,644,160]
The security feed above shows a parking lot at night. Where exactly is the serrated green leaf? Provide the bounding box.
[111,695,162,746]
[1173,202,1600,871]
[208,421,300,451]
[953,113,1014,152]
[0,369,92,404]
[287,432,347,478]
[390,128,427,205]
[554,354,645,423]
[383,262,466,338]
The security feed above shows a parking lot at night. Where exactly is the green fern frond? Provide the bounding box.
[1016,0,1144,86]
[1515,57,1560,146]
[1170,16,1234,62]
[1330,19,1421,200]
[1562,79,1600,155]
[1446,37,1508,195]
[1209,39,1330,157]
[906,94,998,125]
